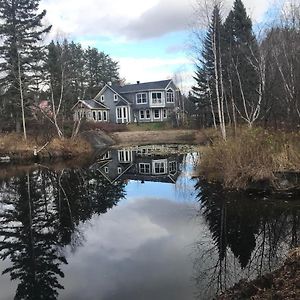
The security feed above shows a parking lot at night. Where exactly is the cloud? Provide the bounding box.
[121,0,194,39]
[116,56,190,82]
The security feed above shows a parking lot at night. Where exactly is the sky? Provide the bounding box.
[40,0,280,94]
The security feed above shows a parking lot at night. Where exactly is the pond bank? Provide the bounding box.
[217,248,300,299]
[198,127,300,193]
[0,133,92,164]
[109,129,209,146]
[0,129,206,164]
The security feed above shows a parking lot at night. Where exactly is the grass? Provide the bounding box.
[198,127,300,189]
[126,121,173,131]
[0,133,92,160]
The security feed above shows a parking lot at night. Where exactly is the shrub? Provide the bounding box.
[199,127,300,188]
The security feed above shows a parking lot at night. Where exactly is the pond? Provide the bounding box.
[0,144,299,300]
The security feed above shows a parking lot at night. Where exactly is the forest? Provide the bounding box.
[191,0,300,139]
[0,0,120,139]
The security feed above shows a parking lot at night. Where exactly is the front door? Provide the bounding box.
[116,106,129,123]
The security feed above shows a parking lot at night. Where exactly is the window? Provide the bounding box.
[152,92,162,104]
[153,160,167,174]
[118,150,132,163]
[93,111,96,121]
[104,167,108,173]
[117,167,122,174]
[114,94,118,101]
[139,163,151,174]
[103,111,107,121]
[101,95,104,102]
[163,109,167,118]
[101,151,110,160]
[98,111,102,121]
[169,161,177,174]
[139,109,150,120]
[136,93,147,104]
[166,90,174,103]
[154,109,160,119]
[145,109,150,119]
[139,110,145,119]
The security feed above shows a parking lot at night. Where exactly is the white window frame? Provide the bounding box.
[153,109,160,119]
[118,150,132,163]
[98,111,102,121]
[163,109,167,118]
[145,109,150,119]
[139,163,151,174]
[103,111,108,121]
[136,93,147,104]
[166,90,174,103]
[151,92,162,104]
[117,167,122,174]
[169,161,177,174]
[100,95,104,102]
[153,159,167,174]
[102,151,110,160]
[104,167,108,173]
[93,111,96,121]
[114,94,118,101]
[139,110,145,119]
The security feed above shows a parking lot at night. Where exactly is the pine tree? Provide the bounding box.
[0,0,51,137]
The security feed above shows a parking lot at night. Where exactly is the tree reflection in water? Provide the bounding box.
[0,167,125,299]
[194,179,300,299]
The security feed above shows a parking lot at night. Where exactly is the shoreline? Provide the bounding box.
[217,247,300,299]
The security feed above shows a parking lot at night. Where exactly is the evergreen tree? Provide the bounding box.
[223,0,260,124]
[192,5,224,129]
[0,0,51,135]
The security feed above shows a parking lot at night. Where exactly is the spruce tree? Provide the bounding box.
[223,0,259,123]
[0,0,51,137]
[192,5,224,128]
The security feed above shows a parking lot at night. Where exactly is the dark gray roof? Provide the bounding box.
[80,99,108,109]
[111,79,172,94]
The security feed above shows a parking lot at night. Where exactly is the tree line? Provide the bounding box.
[191,0,300,139]
[0,0,120,139]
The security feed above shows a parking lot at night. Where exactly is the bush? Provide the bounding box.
[199,127,300,188]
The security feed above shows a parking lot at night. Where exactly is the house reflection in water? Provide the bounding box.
[92,145,184,184]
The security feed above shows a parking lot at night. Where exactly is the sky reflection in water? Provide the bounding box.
[0,148,299,300]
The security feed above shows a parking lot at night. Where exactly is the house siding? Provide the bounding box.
[95,87,132,123]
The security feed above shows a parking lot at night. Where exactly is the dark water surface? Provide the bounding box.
[0,145,299,300]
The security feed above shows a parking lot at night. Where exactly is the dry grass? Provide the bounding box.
[199,127,300,189]
[0,133,92,159]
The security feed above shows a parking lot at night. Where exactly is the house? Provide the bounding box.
[72,79,180,124]
[90,145,183,184]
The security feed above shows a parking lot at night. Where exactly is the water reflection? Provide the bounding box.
[0,167,126,299]
[0,146,299,300]
[194,179,300,298]
[92,145,185,184]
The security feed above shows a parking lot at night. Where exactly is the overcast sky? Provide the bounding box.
[40,0,280,93]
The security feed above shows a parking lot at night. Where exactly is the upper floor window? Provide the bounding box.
[100,95,104,102]
[139,163,151,174]
[151,92,162,104]
[114,94,118,101]
[136,93,147,104]
[166,90,174,103]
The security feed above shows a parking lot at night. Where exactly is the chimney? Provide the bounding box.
[136,81,140,84]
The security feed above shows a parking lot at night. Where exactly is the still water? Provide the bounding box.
[0,145,299,300]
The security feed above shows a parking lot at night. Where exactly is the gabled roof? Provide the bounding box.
[72,99,109,110]
[111,79,173,94]
[94,84,132,105]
